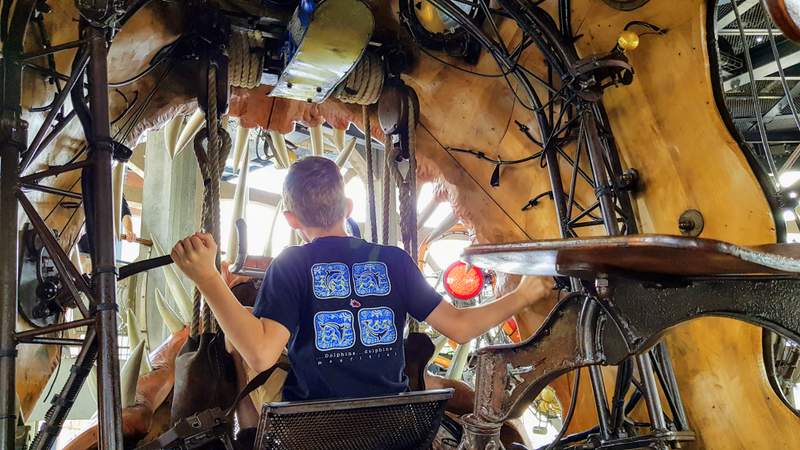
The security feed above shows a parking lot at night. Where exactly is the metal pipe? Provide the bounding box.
[19,181,83,199]
[733,0,780,180]
[19,158,90,183]
[29,329,98,450]
[636,353,668,431]
[588,365,613,439]
[446,341,472,380]
[14,318,95,340]
[0,116,22,450]
[580,300,612,440]
[18,337,88,346]
[21,50,89,172]
[28,109,78,166]
[583,111,620,236]
[19,39,88,62]
[86,25,124,449]
[654,342,689,430]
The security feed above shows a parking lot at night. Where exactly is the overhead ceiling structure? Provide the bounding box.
[716,0,800,173]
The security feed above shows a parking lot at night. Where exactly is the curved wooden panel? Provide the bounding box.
[403,0,800,447]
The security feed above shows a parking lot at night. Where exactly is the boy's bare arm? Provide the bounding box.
[425,276,554,344]
[171,233,289,372]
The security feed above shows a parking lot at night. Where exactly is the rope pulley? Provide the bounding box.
[377,79,420,261]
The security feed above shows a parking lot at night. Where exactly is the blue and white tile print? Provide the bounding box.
[314,310,355,351]
[352,262,391,297]
[358,307,397,346]
[311,262,351,299]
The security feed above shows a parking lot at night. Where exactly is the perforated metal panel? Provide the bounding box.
[254,389,453,450]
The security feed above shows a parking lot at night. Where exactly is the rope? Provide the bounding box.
[191,64,232,335]
[406,103,418,261]
[399,102,420,332]
[335,51,385,105]
[382,133,393,245]
[363,105,378,243]
[228,30,264,89]
[191,290,201,337]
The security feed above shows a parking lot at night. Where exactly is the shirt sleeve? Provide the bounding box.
[400,251,443,321]
[252,250,304,334]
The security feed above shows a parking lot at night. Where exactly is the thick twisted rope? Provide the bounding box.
[382,134,393,245]
[405,104,418,261]
[190,64,231,335]
[386,104,418,261]
[363,106,378,243]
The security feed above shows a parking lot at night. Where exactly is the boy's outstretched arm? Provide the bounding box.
[425,276,555,345]
[171,232,289,372]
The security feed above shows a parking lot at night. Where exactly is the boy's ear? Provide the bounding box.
[283,211,302,230]
[344,198,354,218]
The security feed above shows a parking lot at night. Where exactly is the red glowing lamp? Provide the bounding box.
[443,261,485,300]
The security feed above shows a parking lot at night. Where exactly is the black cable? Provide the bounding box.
[421,121,534,240]
[42,349,63,401]
[110,89,139,127]
[416,44,514,78]
[542,368,581,450]
[448,146,543,165]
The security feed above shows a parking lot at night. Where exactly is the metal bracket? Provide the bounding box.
[467,275,800,444]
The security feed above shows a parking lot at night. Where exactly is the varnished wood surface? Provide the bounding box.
[464,234,800,277]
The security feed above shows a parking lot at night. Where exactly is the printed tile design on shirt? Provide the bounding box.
[352,262,391,296]
[311,262,351,299]
[314,310,356,351]
[358,307,397,346]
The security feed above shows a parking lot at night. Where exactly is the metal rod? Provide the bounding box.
[19,39,88,62]
[17,191,94,318]
[19,157,90,183]
[654,342,689,430]
[583,110,620,236]
[29,329,98,450]
[636,353,668,431]
[0,115,22,450]
[18,337,88,346]
[20,181,83,199]
[85,24,124,449]
[588,365,613,440]
[14,317,95,340]
[609,358,633,434]
[29,109,78,164]
[717,28,783,36]
[733,0,780,180]
[762,0,800,176]
[21,49,89,173]
[1,1,35,443]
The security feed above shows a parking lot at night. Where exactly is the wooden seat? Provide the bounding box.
[463,234,800,278]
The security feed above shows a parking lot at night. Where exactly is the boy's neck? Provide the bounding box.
[300,222,349,242]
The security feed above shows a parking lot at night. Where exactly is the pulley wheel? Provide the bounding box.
[600,0,650,11]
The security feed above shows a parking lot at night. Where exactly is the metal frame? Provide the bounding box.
[0,1,176,447]
[424,0,691,448]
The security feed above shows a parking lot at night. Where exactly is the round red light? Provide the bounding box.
[443,261,485,300]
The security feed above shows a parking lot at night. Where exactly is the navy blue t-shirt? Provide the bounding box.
[252,236,443,401]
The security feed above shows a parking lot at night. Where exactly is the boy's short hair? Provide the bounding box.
[283,156,347,229]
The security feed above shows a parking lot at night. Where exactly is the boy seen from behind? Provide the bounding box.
[171,156,553,401]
